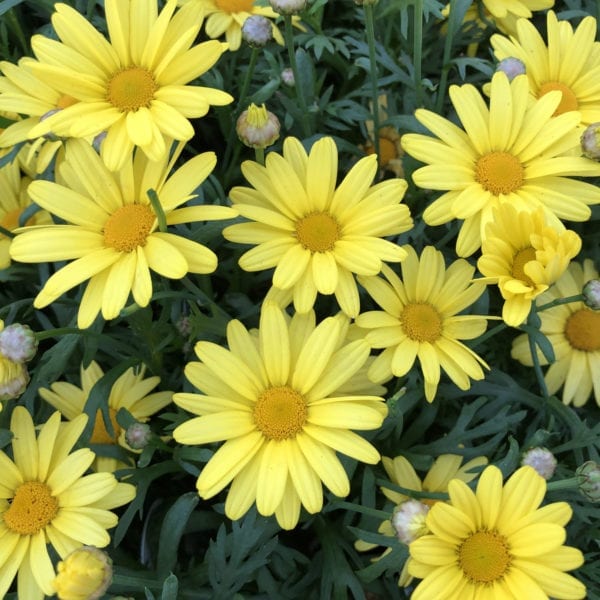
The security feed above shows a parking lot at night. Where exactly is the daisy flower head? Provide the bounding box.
[39,361,173,472]
[491,11,600,127]
[482,0,554,36]
[0,157,50,269]
[10,138,237,328]
[179,0,293,51]
[172,303,388,530]
[477,204,582,327]
[408,465,586,600]
[25,1,232,171]
[401,71,600,257]
[0,407,135,600]
[223,136,414,318]
[356,454,488,587]
[356,245,490,402]
[512,259,600,407]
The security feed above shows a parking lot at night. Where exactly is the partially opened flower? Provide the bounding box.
[357,245,490,402]
[0,407,135,599]
[25,1,232,170]
[173,303,388,529]
[482,0,553,35]
[408,465,586,599]
[477,204,581,326]
[402,71,600,257]
[491,11,600,127]
[53,546,112,600]
[512,259,600,406]
[223,136,413,317]
[10,139,236,328]
[39,361,173,472]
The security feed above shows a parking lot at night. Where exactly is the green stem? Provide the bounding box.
[412,0,424,107]
[284,15,311,137]
[526,306,550,401]
[254,146,265,165]
[35,328,90,342]
[0,225,15,239]
[470,320,506,349]
[537,294,583,312]
[375,478,450,502]
[435,0,456,112]
[546,476,580,492]
[146,189,167,233]
[328,501,391,521]
[364,3,380,160]
[236,47,259,116]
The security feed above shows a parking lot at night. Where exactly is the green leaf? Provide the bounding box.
[160,574,179,600]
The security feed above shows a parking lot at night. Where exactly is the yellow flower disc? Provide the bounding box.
[103,204,155,252]
[90,408,121,445]
[511,247,537,286]
[565,309,600,352]
[400,303,443,343]
[215,0,254,12]
[538,81,579,115]
[458,530,512,583]
[475,152,524,195]
[107,67,158,112]
[4,481,59,535]
[295,212,340,253]
[253,386,307,440]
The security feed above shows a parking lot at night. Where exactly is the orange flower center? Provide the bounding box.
[511,247,537,287]
[215,0,254,12]
[538,81,579,116]
[90,408,121,445]
[401,303,443,343]
[475,152,524,196]
[295,212,340,253]
[458,530,512,583]
[3,481,59,535]
[253,385,307,440]
[103,204,155,253]
[0,207,23,237]
[107,67,157,112]
[565,309,600,352]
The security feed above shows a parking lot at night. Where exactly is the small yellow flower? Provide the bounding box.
[53,546,112,600]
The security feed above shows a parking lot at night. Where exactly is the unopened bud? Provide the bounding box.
[582,279,600,310]
[521,447,557,480]
[496,57,526,81]
[281,67,295,87]
[125,422,152,450]
[242,15,273,48]
[236,103,280,149]
[0,356,29,401]
[0,323,38,362]
[268,0,306,14]
[391,499,430,544]
[581,122,600,160]
[53,546,112,600]
[576,461,600,503]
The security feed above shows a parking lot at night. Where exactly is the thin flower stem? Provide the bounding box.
[435,0,456,113]
[0,225,15,239]
[537,294,583,312]
[254,146,265,165]
[364,3,380,159]
[284,15,312,137]
[413,0,424,107]
[470,320,507,349]
[236,48,259,116]
[146,189,167,233]
[526,306,550,400]
[327,501,391,520]
[546,476,580,492]
[35,328,92,341]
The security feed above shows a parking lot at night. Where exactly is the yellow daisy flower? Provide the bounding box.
[173,303,388,530]
[401,71,600,257]
[223,136,413,318]
[0,407,135,599]
[511,259,600,407]
[39,361,173,472]
[25,1,232,171]
[0,157,51,269]
[180,0,289,51]
[491,11,600,126]
[10,138,237,328]
[362,126,404,179]
[482,0,553,36]
[408,465,586,599]
[477,204,581,327]
[53,546,112,600]
[356,454,488,587]
[356,245,490,402]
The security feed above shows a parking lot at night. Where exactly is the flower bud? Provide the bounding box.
[495,57,526,81]
[125,422,152,450]
[0,323,38,363]
[53,546,112,600]
[268,0,306,14]
[581,122,600,160]
[242,15,273,48]
[582,279,600,310]
[521,447,557,480]
[0,356,29,401]
[281,67,295,87]
[576,461,600,503]
[236,103,280,149]
[391,499,430,544]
